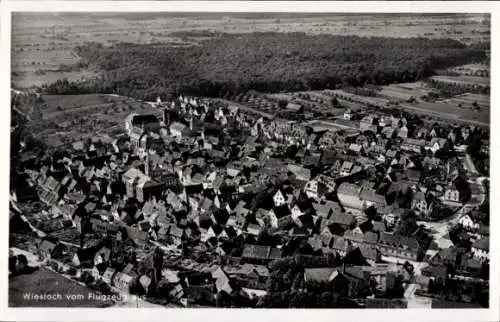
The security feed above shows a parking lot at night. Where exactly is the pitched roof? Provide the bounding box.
[304,268,338,283]
[233,264,270,277]
[357,244,379,261]
[378,233,419,251]
[337,182,360,196]
[39,240,57,253]
[472,237,489,251]
[360,189,386,205]
[332,236,350,252]
[269,248,282,260]
[123,167,145,181]
[242,244,271,260]
[169,225,184,238]
[363,231,379,244]
[330,212,356,227]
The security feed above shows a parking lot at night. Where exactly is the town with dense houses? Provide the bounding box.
[10,76,490,308]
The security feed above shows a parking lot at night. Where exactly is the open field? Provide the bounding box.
[438,93,490,110]
[430,75,490,86]
[9,268,113,307]
[12,13,490,89]
[15,92,162,148]
[379,83,438,101]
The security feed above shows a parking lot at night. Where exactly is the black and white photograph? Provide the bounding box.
[2,1,499,320]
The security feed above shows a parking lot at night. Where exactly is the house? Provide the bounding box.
[241,244,281,264]
[411,191,431,215]
[442,187,462,207]
[337,183,363,209]
[471,237,489,262]
[343,109,352,120]
[304,268,339,284]
[357,243,381,263]
[113,271,134,292]
[348,144,363,155]
[287,164,311,182]
[93,246,111,266]
[312,202,334,219]
[458,214,480,231]
[38,240,57,260]
[246,224,262,236]
[329,212,357,230]
[397,126,408,138]
[273,189,287,207]
[211,266,233,295]
[360,188,386,209]
[224,263,269,290]
[339,161,354,177]
[381,127,395,139]
[425,137,448,154]
[286,102,303,113]
[72,247,100,268]
[331,236,352,256]
[304,179,319,199]
[422,156,441,169]
[122,167,162,202]
[401,138,425,153]
[430,247,459,267]
[170,122,191,139]
[101,267,116,285]
[343,229,365,245]
[377,233,420,261]
[421,265,448,281]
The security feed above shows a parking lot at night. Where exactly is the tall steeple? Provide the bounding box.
[145,151,151,177]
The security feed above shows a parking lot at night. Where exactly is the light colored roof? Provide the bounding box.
[337,182,360,196]
[123,167,144,181]
[304,268,339,283]
[170,122,188,132]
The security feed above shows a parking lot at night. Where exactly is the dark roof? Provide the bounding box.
[343,248,369,266]
[422,265,448,280]
[212,209,230,226]
[132,114,159,126]
[357,244,380,261]
[75,245,101,267]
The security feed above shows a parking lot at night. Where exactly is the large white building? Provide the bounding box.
[337,183,363,209]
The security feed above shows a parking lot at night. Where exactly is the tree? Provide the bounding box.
[9,256,18,274]
[49,35,485,100]
[319,291,334,308]
[395,211,419,236]
[215,291,232,307]
[331,96,341,108]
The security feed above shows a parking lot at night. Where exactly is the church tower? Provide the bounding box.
[145,151,151,178]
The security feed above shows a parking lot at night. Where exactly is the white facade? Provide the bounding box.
[472,247,489,262]
[304,180,319,199]
[459,215,480,231]
[337,192,364,210]
[273,190,286,207]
